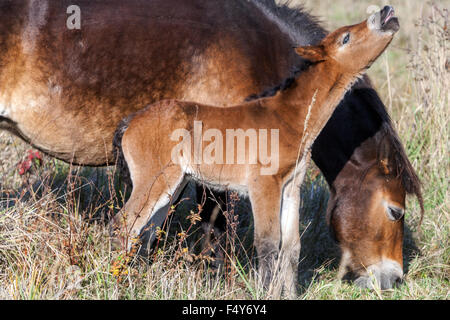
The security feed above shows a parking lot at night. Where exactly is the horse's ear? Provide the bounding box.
[378,134,393,175]
[295,45,326,62]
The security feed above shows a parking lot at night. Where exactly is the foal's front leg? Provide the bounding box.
[248,177,283,296]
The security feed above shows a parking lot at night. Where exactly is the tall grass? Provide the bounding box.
[0,1,448,299]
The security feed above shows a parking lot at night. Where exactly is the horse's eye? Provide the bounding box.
[342,33,350,45]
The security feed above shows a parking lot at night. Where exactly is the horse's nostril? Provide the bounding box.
[393,275,403,287]
[387,206,404,221]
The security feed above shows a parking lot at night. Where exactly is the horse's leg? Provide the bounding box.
[248,176,282,297]
[112,165,186,251]
[279,152,311,298]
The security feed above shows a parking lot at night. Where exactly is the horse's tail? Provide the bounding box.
[113,115,134,189]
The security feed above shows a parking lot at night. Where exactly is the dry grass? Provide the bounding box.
[0,1,448,299]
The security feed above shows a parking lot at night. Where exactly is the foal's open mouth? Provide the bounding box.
[380,6,399,32]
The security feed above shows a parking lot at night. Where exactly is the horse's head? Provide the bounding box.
[327,123,423,290]
[295,6,399,75]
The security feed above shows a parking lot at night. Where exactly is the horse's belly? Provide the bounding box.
[11,114,113,165]
[4,88,121,165]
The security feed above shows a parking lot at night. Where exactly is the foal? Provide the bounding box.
[114,10,399,296]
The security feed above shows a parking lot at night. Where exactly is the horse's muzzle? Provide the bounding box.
[352,259,404,290]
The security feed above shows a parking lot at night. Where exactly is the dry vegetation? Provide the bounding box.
[0,1,448,299]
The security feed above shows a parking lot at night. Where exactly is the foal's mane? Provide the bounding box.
[244,63,311,101]
[250,0,425,223]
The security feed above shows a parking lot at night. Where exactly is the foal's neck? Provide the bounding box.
[265,61,361,142]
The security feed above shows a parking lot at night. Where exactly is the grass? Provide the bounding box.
[0,1,448,300]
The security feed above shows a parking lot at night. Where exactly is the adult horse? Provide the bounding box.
[0,0,422,289]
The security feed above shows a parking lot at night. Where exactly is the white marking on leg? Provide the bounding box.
[281,152,310,244]
[279,153,311,298]
[337,249,352,279]
[281,195,300,246]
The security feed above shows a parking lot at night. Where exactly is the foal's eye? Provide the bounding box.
[342,33,350,45]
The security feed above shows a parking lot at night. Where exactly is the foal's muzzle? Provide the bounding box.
[379,6,399,32]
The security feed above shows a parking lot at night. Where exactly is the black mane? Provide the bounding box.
[373,104,424,214]
[245,62,311,101]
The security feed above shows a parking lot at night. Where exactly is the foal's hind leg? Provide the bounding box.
[112,165,185,251]
[248,177,282,297]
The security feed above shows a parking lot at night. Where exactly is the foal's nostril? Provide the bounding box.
[387,206,404,221]
[381,6,393,17]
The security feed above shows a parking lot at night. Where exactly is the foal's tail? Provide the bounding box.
[113,115,134,189]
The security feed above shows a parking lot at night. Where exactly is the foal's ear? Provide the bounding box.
[295,45,326,62]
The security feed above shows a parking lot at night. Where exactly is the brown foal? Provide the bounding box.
[114,10,399,296]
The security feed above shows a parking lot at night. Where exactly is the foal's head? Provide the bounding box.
[295,6,399,76]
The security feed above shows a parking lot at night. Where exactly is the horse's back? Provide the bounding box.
[2,0,298,165]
